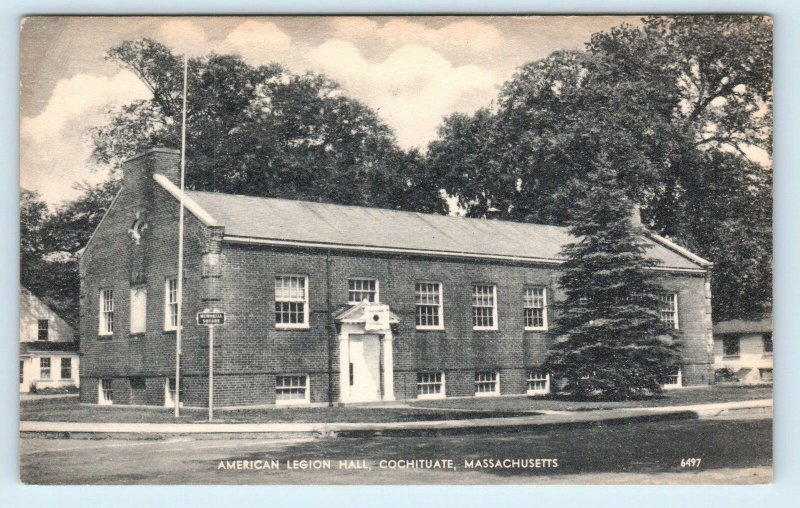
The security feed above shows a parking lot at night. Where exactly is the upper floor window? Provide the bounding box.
[348,278,378,304]
[763,333,773,354]
[275,275,309,328]
[659,293,679,329]
[37,319,49,341]
[164,278,178,331]
[723,336,740,357]
[415,282,443,329]
[130,287,147,334]
[99,289,114,336]
[524,287,548,330]
[472,284,497,330]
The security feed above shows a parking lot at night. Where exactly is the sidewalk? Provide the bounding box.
[20,399,772,439]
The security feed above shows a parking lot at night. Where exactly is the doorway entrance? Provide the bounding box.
[348,334,381,402]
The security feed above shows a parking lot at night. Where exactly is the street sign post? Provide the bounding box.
[197,309,225,421]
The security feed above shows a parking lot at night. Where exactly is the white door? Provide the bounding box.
[349,335,381,402]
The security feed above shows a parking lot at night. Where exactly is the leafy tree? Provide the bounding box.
[542,160,680,399]
[19,181,120,327]
[428,16,772,321]
[92,38,446,213]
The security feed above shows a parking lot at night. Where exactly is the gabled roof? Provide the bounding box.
[333,301,401,324]
[154,177,709,271]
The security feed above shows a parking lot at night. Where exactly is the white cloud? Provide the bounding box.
[20,71,151,205]
[307,40,498,148]
[330,17,505,56]
[157,19,210,56]
[218,20,292,65]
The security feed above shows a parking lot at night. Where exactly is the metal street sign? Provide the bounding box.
[197,310,225,326]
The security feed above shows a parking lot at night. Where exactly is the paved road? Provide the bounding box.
[20,417,772,485]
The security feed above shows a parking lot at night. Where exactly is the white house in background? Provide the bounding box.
[713,316,772,384]
[19,288,80,393]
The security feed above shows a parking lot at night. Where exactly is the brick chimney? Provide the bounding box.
[121,148,181,189]
[630,204,642,228]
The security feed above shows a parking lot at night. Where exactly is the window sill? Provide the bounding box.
[275,399,311,406]
[416,327,445,332]
[417,392,445,400]
[475,391,500,397]
[472,328,499,332]
[763,353,774,358]
[129,333,145,339]
[526,390,550,396]
[275,326,311,331]
[722,355,741,360]
[97,335,113,341]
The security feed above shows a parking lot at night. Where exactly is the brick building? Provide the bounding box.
[79,148,714,408]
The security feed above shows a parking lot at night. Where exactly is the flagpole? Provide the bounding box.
[175,56,188,417]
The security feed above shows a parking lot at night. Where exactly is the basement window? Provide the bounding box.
[526,371,550,395]
[475,371,499,396]
[662,369,682,389]
[417,372,445,399]
[275,375,310,405]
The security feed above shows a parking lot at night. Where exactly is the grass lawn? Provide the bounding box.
[410,384,773,412]
[20,384,770,424]
[19,397,537,424]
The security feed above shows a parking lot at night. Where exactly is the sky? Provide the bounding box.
[19,15,641,206]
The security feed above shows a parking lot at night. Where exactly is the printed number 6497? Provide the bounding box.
[681,458,702,467]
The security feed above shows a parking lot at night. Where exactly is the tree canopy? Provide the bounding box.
[428,16,772,321]
[92,38,446,214]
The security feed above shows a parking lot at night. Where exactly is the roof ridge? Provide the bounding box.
[185,189,568,230]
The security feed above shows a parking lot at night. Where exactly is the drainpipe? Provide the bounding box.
[325,249,335,406]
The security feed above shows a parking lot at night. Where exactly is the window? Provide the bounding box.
[165,378,184,407]
[526,371,550,395]
[19,360,24,384]
[759,368,773,382]
[37,319,49,341]
[659,293,679,329]
[99,379,113,405]
[130,377,146,390]
[275,375,309,404]
[348,278,378,304]
[60,358,72,379]
[417,372,445,399]
[524,287,548,330]
[99,289,114,336]
[415,282,443,329]
[662,369,682,389]
[275,276,309,328]
[472,285,497,330]
[763,333,773,354]
[164,278,178,331]
[39,357,51,379]
[723,336,740,357]
[475,371,499,396]
[130,287,147,334]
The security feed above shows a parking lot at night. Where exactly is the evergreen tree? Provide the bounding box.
[543,160,680,399]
